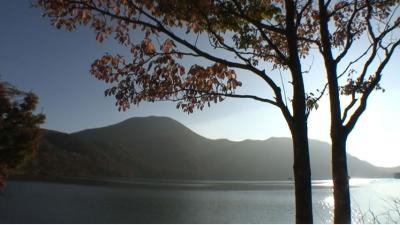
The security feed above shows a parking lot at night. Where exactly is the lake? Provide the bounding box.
[0,179,399,223]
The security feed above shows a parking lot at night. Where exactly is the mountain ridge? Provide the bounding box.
[18,116,399,180]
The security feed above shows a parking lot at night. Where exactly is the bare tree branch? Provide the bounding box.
[344,39,400,134]
[334,1,365,63]
[341,93,357,122]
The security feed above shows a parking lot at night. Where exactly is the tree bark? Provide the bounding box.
[318,0,352,221]
[291,126,313,224]
[282,1,313,222]
[332,132,351,223]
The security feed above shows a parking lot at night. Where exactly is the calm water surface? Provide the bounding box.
[0,179,399,223]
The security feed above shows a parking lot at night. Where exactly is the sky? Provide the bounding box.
[1,1,400,168]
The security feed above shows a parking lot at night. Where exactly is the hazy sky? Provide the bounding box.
[1,1,400,168]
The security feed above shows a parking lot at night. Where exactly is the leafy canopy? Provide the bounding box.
[36,0,400,119]
[36,0,298,114]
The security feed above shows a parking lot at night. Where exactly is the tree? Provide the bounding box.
[0,81,45,187]
[35,0,400,223]
[316,0,400,223]
[36,0,318,223]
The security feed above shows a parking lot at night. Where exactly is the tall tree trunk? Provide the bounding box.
[332,132,351,223]
[283,1,313,222]
[291,127,313,224]
[318,0,352,221]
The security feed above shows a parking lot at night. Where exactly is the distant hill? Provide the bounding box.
[18,116,399,180]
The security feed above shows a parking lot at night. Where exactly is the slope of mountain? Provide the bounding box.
[21,116,399,180]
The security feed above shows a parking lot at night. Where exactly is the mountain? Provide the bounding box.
[19,116,399,180]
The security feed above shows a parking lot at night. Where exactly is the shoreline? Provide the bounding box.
[9,176,297,190]
[8,176,385,190]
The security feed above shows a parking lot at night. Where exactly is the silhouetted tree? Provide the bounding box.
[317,0,400,223]
[36,0,317,222]
[0,81,45,187]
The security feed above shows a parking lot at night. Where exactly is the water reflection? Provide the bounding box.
[313,178,374,188]
[0,179,398,223]
[349,178,374,187]
[323,195,334,206]
[315,179,400,224]
[318,195,334,223]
